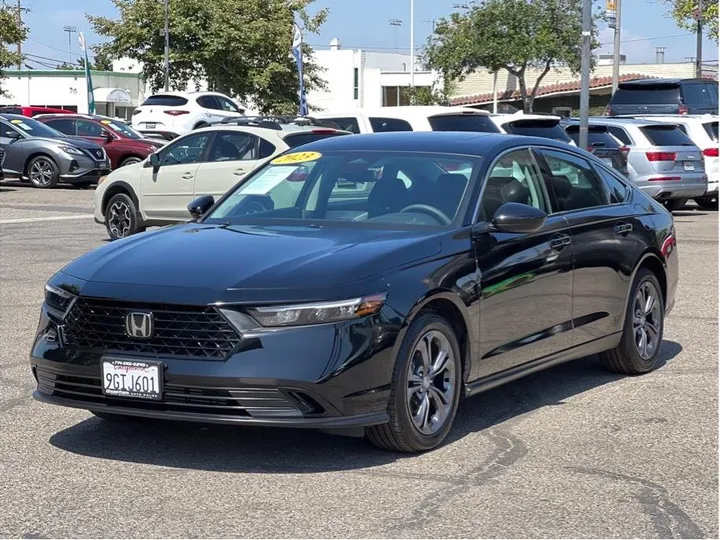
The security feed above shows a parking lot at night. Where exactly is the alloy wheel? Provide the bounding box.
[407,330,456,435]
[632,280,662,360]
[108,201,132,238]
[29,159,54,187]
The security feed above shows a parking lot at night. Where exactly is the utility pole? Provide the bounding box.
[16,0,29,70]
[63,26,77,65]
[389,19,402,53]
[578,0,592,149]
[611,0,622,93]
[409,0,415,87]
[164,0,170,91]
[694,1,703,78]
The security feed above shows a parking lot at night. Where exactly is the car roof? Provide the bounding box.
[282,130,572,156]
[194,124,348,139]
[586,117,681,128]
[315,106,491,119]
[492,113,562,125]
[618,78,709,86]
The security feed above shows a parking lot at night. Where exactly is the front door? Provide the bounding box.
[471,148,574,381]
[140,131,213,221]
[193,130,260,199]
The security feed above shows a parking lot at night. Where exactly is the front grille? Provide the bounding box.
[90,148,104,160]
[35,368,304,418]
[62,298,241,359]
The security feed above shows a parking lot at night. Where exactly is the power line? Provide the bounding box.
[27,36,78,54]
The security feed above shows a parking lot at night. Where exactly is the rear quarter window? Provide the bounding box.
[607,126,634,145]
[595,166,630,204]
[504,120,572,142]
[703,122,719,143]
[611,85,681,104]
[141,95,189,107]
[640,125,694,146]
[368,117,413,132]
[428,114,500,133]
[282,131,348,148]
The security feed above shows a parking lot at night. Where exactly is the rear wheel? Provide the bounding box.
[694,195,718,210]
[105,192,145,240]
[662,198,688,212]
[365,313,462,453]
[600,268,664,374]
[27,156,60,188]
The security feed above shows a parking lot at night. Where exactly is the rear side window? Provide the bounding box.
[607,126,633,145]
[45,118,76,135]
[196,95,220,109]
[259,138,276,159]
[703,122,719,142]
[283,131,347,148]
[504,120,572,142]
[640,125,694,146]
[369,117,413,132]
[318,117,360,133]
[595,166,629,204]
[681,83,717,106]
[611,85,680,104]
[428,114,500,133]
[141,95,189,107]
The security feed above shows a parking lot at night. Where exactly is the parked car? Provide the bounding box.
[36,114,164,169]
[630,115,718,209]
[131,91,246,140]
[0,114,110,188]
[0,105,76,117]
[490,113,576,145]
[562,119,629,176]
[0,146,4,182]
[315,106,501,134]
[33,131,678,452]
[606,78,719,116]
[588,118,706,211]
[94,119,350,239]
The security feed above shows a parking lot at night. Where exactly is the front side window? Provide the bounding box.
[159,132,212,165]
[480,149,548,221]
[216,97,241,113]
[45,119,76,136]
[536,149,609,213]
[205,151,477,228]
[0,121,20,138]
[369,117,413,132]
[208,131,257,162]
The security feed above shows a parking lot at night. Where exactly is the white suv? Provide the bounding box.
[315,106,500,134]
[634,114,718,208]
[131,91,246,140]
[94,119,350,240]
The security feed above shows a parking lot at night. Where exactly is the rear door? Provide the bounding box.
[140,131,213,221]
[193,130,260,198]
[609,83,681,116]
[534,148,639,346]
[639,124,703,176]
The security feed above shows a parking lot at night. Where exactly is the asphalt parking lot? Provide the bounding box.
[0,181,717,539]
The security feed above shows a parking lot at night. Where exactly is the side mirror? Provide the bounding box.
[103,130,114,144]
[187,195,215,220]
[6,130,20,140]
[491,202,547,234]
[148,153,160,169]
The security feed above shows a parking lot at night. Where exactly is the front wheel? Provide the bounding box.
[105,192,145,240]
[663,198,688,212]
[119,156,142,167]
[694,195,718,210]
[365,313,462,452]
[27,156,60,188]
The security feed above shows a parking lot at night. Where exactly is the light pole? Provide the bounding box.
[389,19,402,53]
[409,0,414,87]
[163,0,169,91]
[694,1,703,78]
[578,0,592,149]
[63,26,77,65]
[610,0,622,93]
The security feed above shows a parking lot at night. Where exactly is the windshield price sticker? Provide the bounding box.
[271,151,322,165]
[241,166,301,195]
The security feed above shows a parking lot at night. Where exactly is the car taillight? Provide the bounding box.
[646,151,677,161]
[163,110,190,116]
[703,147,719,157]
[604,105,612,116]
[648,176,682,181]
[678,104,689,115]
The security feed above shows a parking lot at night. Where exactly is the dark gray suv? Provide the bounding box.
[0,114,111,188]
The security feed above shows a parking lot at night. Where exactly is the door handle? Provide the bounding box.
[182,172,194,179]
[549,234,571,250]
[232,169,246,176]
[614,222,633,235]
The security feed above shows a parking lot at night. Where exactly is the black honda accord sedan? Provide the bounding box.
[31,132,678,452]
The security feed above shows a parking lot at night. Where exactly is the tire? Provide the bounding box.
[104,192,145,240]
[119,156,142,167]
[600,268,664,374]
[365,313,462,453]
[694,195,718,210]
[27,156,60,188]
[662,198,688,212]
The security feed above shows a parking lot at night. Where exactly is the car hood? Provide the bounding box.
[59,223,443,302]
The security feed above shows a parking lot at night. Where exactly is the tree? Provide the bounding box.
[424,0,598,113]
[662,0,718,42]
[87,0,328,114]
[0,3,27,96]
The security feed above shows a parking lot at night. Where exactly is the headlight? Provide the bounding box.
[60,145,84,156]
[246,293,387,327]
[44,283,76,313]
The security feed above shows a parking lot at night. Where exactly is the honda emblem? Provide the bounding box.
[125,312,154,339]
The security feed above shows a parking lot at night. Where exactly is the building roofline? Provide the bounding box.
[2,70,141,79]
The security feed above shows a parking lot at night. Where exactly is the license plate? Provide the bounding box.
[601,158,613,167]
[146,123,156,129]
[102,359,163,400]
[684,161,695,171]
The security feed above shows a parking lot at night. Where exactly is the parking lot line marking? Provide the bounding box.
[0,214,95,224]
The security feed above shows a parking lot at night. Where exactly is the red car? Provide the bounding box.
[0,105,75,117]
[36,114,163,169]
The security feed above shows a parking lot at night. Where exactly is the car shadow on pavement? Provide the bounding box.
[48,340,682,472]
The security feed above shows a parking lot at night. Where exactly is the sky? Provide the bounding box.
[16,0,719,70]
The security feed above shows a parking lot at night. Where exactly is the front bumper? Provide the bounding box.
[58,154,111,183]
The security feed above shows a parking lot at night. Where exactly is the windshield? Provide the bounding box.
[99,119,142,139]
[205,150,479,228]
[5,116,65,138]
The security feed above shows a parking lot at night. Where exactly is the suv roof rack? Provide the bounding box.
[215,115,339,130]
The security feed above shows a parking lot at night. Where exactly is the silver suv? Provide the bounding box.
[589,118,706,210]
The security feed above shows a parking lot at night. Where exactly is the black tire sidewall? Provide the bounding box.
[621,268,665,372]
[28,156,59,188]
[105,193,140,240]
[388,313,463,451]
